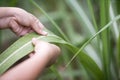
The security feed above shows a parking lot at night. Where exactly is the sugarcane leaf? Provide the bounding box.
[30,0,69,42]
[66,15,120,67]
[0,28,103,80]
[0,30,67,74]
[66,15,120,80]
[118,36,120,68]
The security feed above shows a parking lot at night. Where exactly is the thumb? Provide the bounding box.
[32,38,39,45]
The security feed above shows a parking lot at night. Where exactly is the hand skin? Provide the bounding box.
[0,7,47,36]
[0,7,61,80]
[0,38,61,80]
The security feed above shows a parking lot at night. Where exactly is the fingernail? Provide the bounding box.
[42,31,48,36]
[32,38,37,42]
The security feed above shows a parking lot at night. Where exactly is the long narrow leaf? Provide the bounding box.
[110,3,119,40]
[66,15,120,66]
[30,0,69,42]
[0,29,103,80]
[0,30,67,74]
[87,0,98,31]
[66,15,120,79]
[100,0,111,79]
[66,0,96,36]
[118,36,120,69]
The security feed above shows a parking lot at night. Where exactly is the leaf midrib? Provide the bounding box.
[0,36,50,67]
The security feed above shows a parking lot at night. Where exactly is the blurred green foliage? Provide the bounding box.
[0,0,17,6]
[0,0,120,80]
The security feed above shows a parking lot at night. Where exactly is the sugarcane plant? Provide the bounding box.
[0,0,120,80]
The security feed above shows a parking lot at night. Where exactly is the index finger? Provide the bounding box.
[30,16,47,36]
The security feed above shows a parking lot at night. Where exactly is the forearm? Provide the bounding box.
[0,39,60,80]
[0,54,49,80]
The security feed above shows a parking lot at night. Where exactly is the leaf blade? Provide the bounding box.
[0,29,103,80]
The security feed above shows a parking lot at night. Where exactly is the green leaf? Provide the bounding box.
[110,3,119,40]
[66,0,96,37]
[0,29,103,80]
[66,15,120,67]
[66,15,120,80]
[50,66,63,80]
[30,0,69,42]
[100,0,111,79]
[118,36,120,68]
[0,30,67,74]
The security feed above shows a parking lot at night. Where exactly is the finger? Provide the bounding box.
[29,13,44,29]
[19,27,32,36]
[30,17,47,35]
[32,38,39,45]
[0,17,13,29]
[9,18,23,36]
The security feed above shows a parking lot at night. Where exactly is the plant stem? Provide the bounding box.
[100,0,111,80]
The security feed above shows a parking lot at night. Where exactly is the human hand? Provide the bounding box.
[0,7,47,36]
[0,39,60,80]
[31,38,61,67]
